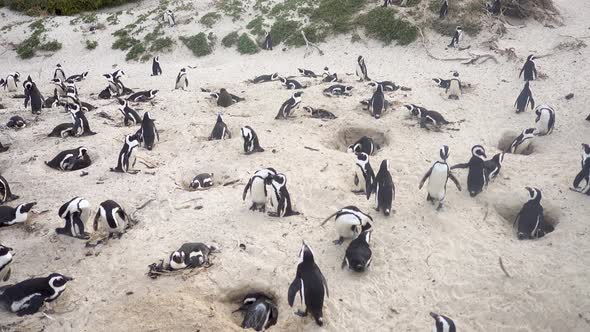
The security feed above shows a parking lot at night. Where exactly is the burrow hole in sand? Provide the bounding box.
[219,284,279,328]
[491,192,558,237]
[326,126,389,153]
[497,130,536,155]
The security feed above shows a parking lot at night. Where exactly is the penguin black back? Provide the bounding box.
[514,187,553,239]
[342,224,372,272]
[140,112,159,150]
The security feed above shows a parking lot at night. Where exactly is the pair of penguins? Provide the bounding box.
[242,168,299,217]
[111,109,158,174]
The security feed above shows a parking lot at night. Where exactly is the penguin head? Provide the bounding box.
[18,202,37,213]
[345,86,353,92]
[522,128,536,138]
[0,245,13,256]
[216,113,223,123]
[303,106,314,114]
[298,241,315,264]
[77,147,89,157]
[525,187,542,202]
[379,159,390,173]
[154,56,159,62]
[114,70,126,79]
[361,222,373,234]
[127,134,141,147]
[471,145,486,159]
[355,152,370,167]
[171,251,185,264]
[81,72,88,79]
[272,173,287,187]
[293,91,303,99]
[297,68,304,74]
[493,152,505,165]
[56,64,62,68]
[103,73,113,80]
[527,54,535,61]
[432,78,442,84]
[439,145,450,161]
[117,98,126,107]
[278,76,287,84]
[149,90,159,98]
[270,73,279,80]
[47,273,74,289]
[367,81,378,89]
[14,72,20,80]
[582,143,590,158]
[357,55,363,62]
[180,68,186,74]
[456,26,462,31]
[240,126,252,139]
[452,71,459,77]
[51,78,62,85]
[430,312,455,332]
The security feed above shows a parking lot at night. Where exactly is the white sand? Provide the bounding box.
[0,0,589,331]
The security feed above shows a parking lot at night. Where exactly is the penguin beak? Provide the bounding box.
[64,276,74,281]
[429,312,439,319]
[6,247,13,252]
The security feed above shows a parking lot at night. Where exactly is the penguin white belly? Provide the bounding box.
[251,178,267,204]
[427,164,448,201]
[335,215,360,239]
[7,78,17,92]
[356,65,363,79]
[13,212,28,224]
[536,111,550,134]
[447,80,460,97]
[514,138,533,154]
[353,168,365,192]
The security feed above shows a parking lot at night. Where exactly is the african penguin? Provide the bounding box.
[117,98,142,126]
[322,67,338,83]
[298,68,317,78]
[487,0,502,14]
[348,136,377,155]
[323,84,353,96]
[163,9,175,26]
[189,173,214,190]
[67,72,88,82]
[278,76,305,90]
[519,55,537,81]
[250,73,278,84]
[169,243,215,270]
[213,88,244,107]
[137,112,159,150]
[507,128,535,154]
[446,72,462,100]
[534,105,555,135]
[342,223,372,272]
[405,104,450,129]
[151,56,162,76]
[439,0,449,18]
[269,173,299,217]
[368,81,399,92]
[448,26,463,48]
[514,187,554,239]
[353,152,375,197]
[47,123,75,138]
[0,202,36,227]
[0,175,19,204]
[234,293,278,331]
[23,76,44,115]
[45,147,91,171]
[69,103,96,137]
[0,244,14,282]
[431,312,456,332]
[51,78,66,97]
[514,81,535,113]
[432,78,451,89]
[127,90,158,102]
[6,116,26,129]
[303,106,337,119]
[55,197,91,239]
[209,114,231,140]
[369,83,385,119]
[0,142,8,153]
[419,145,462,210]
[92,200,129,237]
[0,273,73,316]
[451,145,487,197]
[243,167,277,212]
[275,92,302,119]
[53,64,66,82]
[4,72,20,92]
[356,55,370,81]
[175,68,188,90]
[369,160,395,216]
[42,89,60,108]
[263,31,273,50]
[241,126,264,154]
[484,152,505,180]
[572,143,590,195]
[111,134,140,174]
[320,206,373,245]
[287,242,329,326]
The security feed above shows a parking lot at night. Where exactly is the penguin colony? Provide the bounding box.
[0,2,587,330]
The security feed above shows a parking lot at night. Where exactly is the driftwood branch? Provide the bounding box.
[498,257,511,278]
[418,28,499,65]
[302,31,324,58]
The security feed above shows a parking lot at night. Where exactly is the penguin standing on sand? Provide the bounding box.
[241,126,264,154]
[93,200,129,237]
[163,9,175,26]
[451,145,487,197]
[54,64,66,82]
[348,136,377,155]
[534,105,555,135]
[446,72,462,99]
[439,0,449,18]
[448,26,463,48]
[23,76,43,115]
[519,55,537,81]
[69,103,96,137]
[353,152,375,196]
[0,244,14,281]
[175,68,188,90]
[288,242,329,327]
[263,31,273,50]
[209,114,231,140]
[369,84,385,119]
[356,56,369,81]
[269,173,299,217]
[514,81,535,113]
[342,223,372,272]
[234,293,278,331]
[419,145,462,210]
[55,197,91,239]
[514,187,554,239]
[507,128,535,154]
[169,243,215,270]
[0,175,19,204]
[111,134,140,174]
[369,160,395,216]
[0,202,36,227]
[117,98,142,126]
[431,312,456,332]
[572,143,590,195]
[275,92,302,119]
[45,147,91,171]
[151,56,162,76]
[0,273,73,316]
[138,112,159,150]
[484,153,505,180]
[320,206,373,245]
[243,168,277,212]
[4,73,20,92]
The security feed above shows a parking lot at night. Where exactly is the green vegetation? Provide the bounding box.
[246,16,265,37]
[221,31,239,47]
[106,11,122,25]
[270,0,314,19]
[358,7,417,45]
[216,0,243,21]
[254,0,270,14]
[112,30,140,50]
[175,1,195,11]
[180,33,213,57]
[237,33,259,54]
[39,40,62,51]
[126,43,146,61]
[86,40,98,50]
[16,19,61,59]
[150,37,175,52]
[270,19,300,45]
[351,31,361,43]
[200,12,221,28]
[427,0,482,36]
[3,0,139,15]
[311,0,366,33]
[286,25,327,46]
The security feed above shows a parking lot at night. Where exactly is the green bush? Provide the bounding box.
[311,0,366,33]
[150,37,175,52]
[237,33,259,54]
[86,40,98,50]
[16,34,40,59]
[126,43,145,61]
[200,12,221,28]
[4,0,139,15]
[246,16,265,36]
[112,31,140,50]
[39,40,62,51]
[221,31,239,47]
[358,7,417,45]
[216,0,243,20]
[270,19,300,45]
[180,33,213,57]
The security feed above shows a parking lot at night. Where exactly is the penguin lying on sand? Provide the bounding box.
[207,88,244,107]
[298,68,317,78]
[189,173,214,190]
[303,106,337,119]
[45,147,91,171]
[127,90,158,102]
[323,84,352,97]
[250,73,278,84]
[6,116,26,129]
[348,136,377,155]
[48,123,75,138]
[342,223,372,272]
[405,104,452,130]
[0,175,19,204]
[169,243,215,270]
[233,293,278,331]
[0,273,73,316]
[0,202,37,227]
[278,76,306,90]
[368,81,399,92]
[506,128,535,154]
[0,244,14,281]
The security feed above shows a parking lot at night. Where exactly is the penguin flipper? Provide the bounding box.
[16,294,45,316]
[573,170,586,188]
[419,166,433,189]
[450,163,469,170]
[320,270,329,298]
[242,178,253,201]
[287,278,302,306]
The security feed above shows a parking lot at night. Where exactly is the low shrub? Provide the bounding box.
[358,7,417,45]
[150,37,175,52]
[222,31,239,48]
[3,0,139,15]
[180,33,213,57]
[126,43,145,61]
[237,33,259,54]
[86,40,98,50]
[270,19,300,45]
[200,12,221,28]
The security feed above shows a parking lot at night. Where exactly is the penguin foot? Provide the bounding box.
[436,203,443,211]
[249,204,256,211]
[333,238,344,245]
[295,310,308,317]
